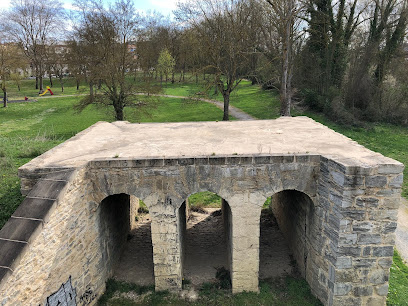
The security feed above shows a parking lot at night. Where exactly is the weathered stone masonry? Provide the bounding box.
[0,118,404,306]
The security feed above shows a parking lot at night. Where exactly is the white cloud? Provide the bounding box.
[0,0,10,9]
[149,0,187,11]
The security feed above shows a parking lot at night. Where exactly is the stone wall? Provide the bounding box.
[0,154,403,306]
[98,194,131,280]
[271,190,315,278]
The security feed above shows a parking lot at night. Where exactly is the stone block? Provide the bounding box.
[0,267,11,286]
[372,246,394,257]
[362,247,371,257]
[332,296,362,306]
[389,174,403,188]
[355,197,379,208]
[378,258,393,268]
[381,197,401,210]
[0,218,42,243]
[0,240,27,269]
[341,209,366,221]
[352,222,374,233]
[254,156,270,164]
[353,286,373,297]
[375,283,389,296]
[368,269,387,285]
[335,257,352,269]
[27,180,67,200]
[368,210,398,222]
[357,234,381,245]
[194,157,209,165]
[353,258,376,268]
[333,282,352,296]
[338,246,361,257]
[12,198,56,222]
[377,164,404,175]
[43,169,75,181]
[366,297,387,306]
[366,176,387,188]
[382,221,397,234]
[208,157,226,165]
[335,269,360,283]
[343,175,365,188]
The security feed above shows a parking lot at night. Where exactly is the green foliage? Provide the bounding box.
[387,251,408,305]
[156,49,176,82]
[188,192,221,208]
[97,279,154,305]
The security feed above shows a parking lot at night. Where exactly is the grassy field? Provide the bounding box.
[0,77,407,305]
[98,276,322,306]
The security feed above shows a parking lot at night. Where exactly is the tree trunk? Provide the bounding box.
[90,81,94,102]
[35,76,39,90]
[76,79,80,91]
[114,101,124,121]
[39,76,43,91]
[17,84,20,91]
[222,92,230,121]
[172,72,175,84]
[3,90,6,108]
[280,6,293,117]
[49,74,53,87]
[60,77,64,92]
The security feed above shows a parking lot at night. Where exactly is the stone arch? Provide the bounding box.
[260,189,318,286]
[178,190,233,288]
[97,193,155,287]
[88,173,158,209]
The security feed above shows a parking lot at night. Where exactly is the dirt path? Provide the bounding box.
[396,198,408,264]
[37,93,255,121]
[137,94,255,121]
[113,208,293,286]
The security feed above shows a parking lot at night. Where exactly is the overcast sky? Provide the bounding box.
[0,0,183,17]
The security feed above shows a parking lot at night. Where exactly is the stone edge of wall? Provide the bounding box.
[0,169,76,288]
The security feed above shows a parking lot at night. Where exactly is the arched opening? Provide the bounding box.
[260,190,315,280]
[179,192,232,289]
[98,194,154,286]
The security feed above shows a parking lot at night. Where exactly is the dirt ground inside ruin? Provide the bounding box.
[113,209,293,287]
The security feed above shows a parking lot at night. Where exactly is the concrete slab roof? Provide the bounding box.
[20,117,402,171]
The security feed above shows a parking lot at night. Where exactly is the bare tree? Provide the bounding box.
[71,0,160,121]
[176,0,257,121]
[265,0,304,116]
[0,39,28,107]
[6,0,64,91]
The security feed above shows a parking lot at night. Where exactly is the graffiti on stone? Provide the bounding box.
[45,276,77,306]
[79,287,96,305]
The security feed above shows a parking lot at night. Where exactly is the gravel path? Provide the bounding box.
[396,198,408,263]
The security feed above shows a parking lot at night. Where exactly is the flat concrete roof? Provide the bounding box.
[20,117,402,170]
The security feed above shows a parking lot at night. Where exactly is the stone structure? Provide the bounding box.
[0,117,404,306]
